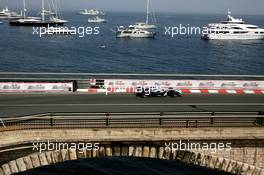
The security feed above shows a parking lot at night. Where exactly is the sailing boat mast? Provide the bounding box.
[146,0,150,25]
[41,0,45,22]
[54,0,58,19]
[22,0,26,19]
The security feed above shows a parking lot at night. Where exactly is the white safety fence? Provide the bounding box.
[104,79,264,90]
[78,79,264,94]
[0,82,73,93]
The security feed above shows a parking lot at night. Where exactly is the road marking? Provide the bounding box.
[190,90,201,93]
[244,90,255,94]
[226,90,237,94]
[208,90,219,94]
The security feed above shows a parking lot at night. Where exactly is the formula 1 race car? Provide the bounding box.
[136,86,182,98]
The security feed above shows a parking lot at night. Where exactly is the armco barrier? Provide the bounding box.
[1,78,264,94]
[104,79,264,90]
[0,82,73,93]
[77,79,264,94]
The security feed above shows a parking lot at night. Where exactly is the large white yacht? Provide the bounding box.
[0,7,10,18]
[202,10,264,40]
[0,7,22,19]
[116,25,156,38]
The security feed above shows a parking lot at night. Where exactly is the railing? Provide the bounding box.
[1,112,264,131]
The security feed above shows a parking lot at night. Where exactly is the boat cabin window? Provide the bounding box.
[233,31,248,34]
[222,22,244,24]
[218,31,230,34]
[232,27,242,30]
[247,27,258,29]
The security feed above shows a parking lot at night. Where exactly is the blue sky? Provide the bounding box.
[1,0,264,15]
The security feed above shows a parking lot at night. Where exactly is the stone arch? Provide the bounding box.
[1,144,264,175]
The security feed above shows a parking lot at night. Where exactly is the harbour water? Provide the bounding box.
[1,12,264,74]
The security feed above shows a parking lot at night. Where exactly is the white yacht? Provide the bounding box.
[79,9,104,16]
[9,0,66,26]
[116,25,156,38]
[88,16,107,23]
[134,0,157,29]
[0,7,10,18]
[202,10,264,40]
[50,16,68,23]
[0,7,22,19]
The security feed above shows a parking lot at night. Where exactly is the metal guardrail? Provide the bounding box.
[1,112,264,131]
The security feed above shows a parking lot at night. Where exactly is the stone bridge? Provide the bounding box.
[1,127,264,175]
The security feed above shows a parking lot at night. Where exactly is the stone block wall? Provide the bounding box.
[1,143,264,175]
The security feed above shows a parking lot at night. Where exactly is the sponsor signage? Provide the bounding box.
[104,79,264,91]
[0,82,73,92]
